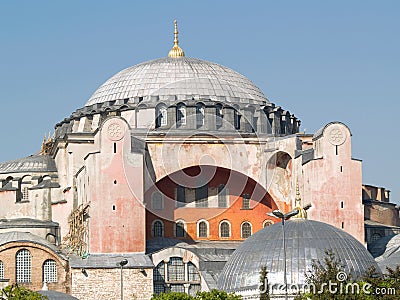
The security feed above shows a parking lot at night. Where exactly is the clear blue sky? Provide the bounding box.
[0,1,399,203]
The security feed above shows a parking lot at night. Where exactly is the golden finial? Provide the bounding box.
[292,180,309,219]
[168,19,185,58]
[41,132,54,156]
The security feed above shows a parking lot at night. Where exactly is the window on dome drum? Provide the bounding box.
[156,106,168,128]
[0,260,4,279]
[16,249,31,283]
[176,185,186,207]
[175,221,185,238]
[196,103,205,128]
[216,104,223,128]
[220,221,230,238]
[152,220,164,237]
[198,221,208,238]
[217,184,227,208]
[152,191,163,210]
[241,222,252,238]
[177,104,186,126]
[43,259,57,283]
[234,109,240,130]
[242,194,250,209]
[195,185,208,208]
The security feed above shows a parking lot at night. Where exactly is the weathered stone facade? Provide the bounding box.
[71,268,153,300]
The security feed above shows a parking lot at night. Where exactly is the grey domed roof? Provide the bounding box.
[217,219,379,293]
[85,57,268,106]
[375,234,400,272]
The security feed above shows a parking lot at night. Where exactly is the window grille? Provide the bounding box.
[241,222,252,238]
[0,260,4,279]
[22,186,29,201]
[188,262,200,281]
[154,284,165,294]
[167,257,184,281]
[177,105,186,126]
[217,185,227,208]
[220,221,230,238]
[16,249,31,283]
[189,284,201,296]
[43,259,57,283]
[175,221,185,237]
[154,262,165,282]
[160,107,168,126]
[170,284,185,293]
[198,221,208,238]
[153,221,164,237]
[242,193,250,209]
[195,185,208,208]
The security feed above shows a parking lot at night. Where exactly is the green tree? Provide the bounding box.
[259,265,270,300]
[1,284,47,300]
[195,289,241,299]
[151,289,241,300]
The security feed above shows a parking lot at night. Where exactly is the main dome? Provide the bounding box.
[85,57,269,106]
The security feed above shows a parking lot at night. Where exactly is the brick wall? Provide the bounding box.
[0,242,69,293]
[71,268,153,300]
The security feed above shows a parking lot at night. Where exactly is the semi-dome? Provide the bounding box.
[85,57,268,106]
[217,219,379,293]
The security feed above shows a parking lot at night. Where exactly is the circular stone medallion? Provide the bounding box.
[107,121,124,141]
[328,126,346,146]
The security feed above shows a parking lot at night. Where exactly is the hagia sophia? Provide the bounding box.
[0,21,399,299]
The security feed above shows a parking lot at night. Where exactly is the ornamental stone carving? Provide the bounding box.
[328,126,347,146]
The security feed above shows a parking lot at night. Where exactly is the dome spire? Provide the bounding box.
[168,19,185,58]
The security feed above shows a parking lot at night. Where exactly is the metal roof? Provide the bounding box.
[217,219,379,292]
[0,155,57,174]
[85,57,268,106]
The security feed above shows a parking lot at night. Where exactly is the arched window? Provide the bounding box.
[156,105,168,128]
[198,221,208,238]
[43,259,57,283]
[16,249,31,283]
[0,260,4,279]
[371,233,382,242]
[153,257,201,296]
[152,191,163,210]
[196,103,205,128]
[175,221,185,238]
[234,108,240,130]
[241,222,252,238]
[219,221,231,238]
[152,220,164,238]
[177,104,186,126]
[263,220,274,228]
[216,104,223,128]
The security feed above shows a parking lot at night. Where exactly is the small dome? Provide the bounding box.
[375,234,400,272]
[85,57,268,106]
[217,219,378,293]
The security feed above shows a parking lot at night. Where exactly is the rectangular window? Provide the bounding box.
[195,185,208,208]
[218,185,227,208]
[242,194,250,209]
[168,258,185,281]
[176,186,186,207]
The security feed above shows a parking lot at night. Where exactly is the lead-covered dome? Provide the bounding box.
[85,57,268,106]
[217,219,378,294]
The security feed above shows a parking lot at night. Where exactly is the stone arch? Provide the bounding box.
[266,151,293,205]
